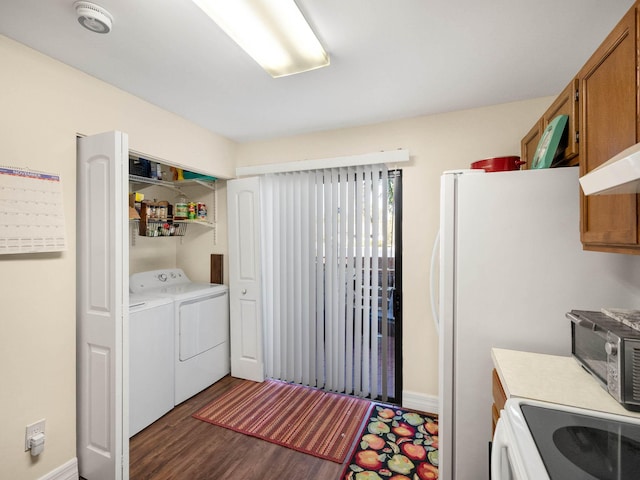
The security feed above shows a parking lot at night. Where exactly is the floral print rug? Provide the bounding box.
[342,404,439,480]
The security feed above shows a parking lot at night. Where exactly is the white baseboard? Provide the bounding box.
[402,390,439,415]
[38,458,78,480]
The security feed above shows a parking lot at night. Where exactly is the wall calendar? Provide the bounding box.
[0,166,67,254]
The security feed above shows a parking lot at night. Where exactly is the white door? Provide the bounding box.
[77,131,129,479]
[227,177,264,382]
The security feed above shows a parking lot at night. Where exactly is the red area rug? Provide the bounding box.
[193,379,372,463]
[341,404,439,479]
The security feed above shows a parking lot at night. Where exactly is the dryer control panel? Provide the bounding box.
[130,268,189,292]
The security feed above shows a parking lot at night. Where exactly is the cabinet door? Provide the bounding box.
[491,369,507,434]
[543,78,579,166]
[579,5,639,249]
[520,119,543,170]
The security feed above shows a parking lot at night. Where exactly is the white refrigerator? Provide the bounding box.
[436,166,640,480]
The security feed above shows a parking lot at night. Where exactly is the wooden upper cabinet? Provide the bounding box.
[520,119,543,170]
[520,79,579,170]
[579,4,639,252]
[543,78,579,166]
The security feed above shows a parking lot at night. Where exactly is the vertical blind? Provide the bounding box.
[261,163,389,398]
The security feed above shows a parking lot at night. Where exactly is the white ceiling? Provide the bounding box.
[0,0,634,142]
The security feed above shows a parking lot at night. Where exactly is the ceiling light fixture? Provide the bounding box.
[192,0,329,78]
[74,1,113,34]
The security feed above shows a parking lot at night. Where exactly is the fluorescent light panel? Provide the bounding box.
[193,0,329,77]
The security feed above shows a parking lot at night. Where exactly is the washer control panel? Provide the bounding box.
[130,269,190,293]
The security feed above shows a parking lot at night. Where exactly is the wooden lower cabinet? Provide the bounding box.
[579,4,640,253]
[491,369,507,434]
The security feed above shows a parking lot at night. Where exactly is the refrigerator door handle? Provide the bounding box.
[430,230,440,333]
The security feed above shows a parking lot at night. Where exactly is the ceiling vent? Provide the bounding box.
[74,1,113,34]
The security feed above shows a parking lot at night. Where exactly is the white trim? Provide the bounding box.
[37,458,78,480]
[402,390,439,415]
[235,149,410,177]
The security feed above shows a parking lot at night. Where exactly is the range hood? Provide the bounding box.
[580,142,640,195]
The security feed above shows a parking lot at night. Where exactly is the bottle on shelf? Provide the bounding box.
[188,202,197,220]
[174,193,188,220]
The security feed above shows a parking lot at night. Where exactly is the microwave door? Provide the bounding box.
[568,312,609,387]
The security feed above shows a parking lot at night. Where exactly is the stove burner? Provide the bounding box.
[553,426,640,479]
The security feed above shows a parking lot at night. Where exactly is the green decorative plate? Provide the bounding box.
[532,114,569,169]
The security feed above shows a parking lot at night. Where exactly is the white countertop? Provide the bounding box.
[491,347,640,419]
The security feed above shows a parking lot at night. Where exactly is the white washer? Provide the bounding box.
[129,292,174,436]
[130,269,230,405]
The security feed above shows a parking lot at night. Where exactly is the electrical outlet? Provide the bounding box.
[25,419,45,451]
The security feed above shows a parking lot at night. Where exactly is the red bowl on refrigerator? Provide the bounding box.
[471,156,525,172]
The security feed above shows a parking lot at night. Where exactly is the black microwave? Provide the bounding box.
[567,310,640,412]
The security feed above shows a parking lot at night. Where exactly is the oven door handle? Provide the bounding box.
[566,311,600,332]
[491,417,512,480]
[492,415,535,480]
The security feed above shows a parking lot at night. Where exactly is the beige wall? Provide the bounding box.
[128,181,228,285]
[0,35,234,480]
[0,31,556,480]
[235,95,554,402]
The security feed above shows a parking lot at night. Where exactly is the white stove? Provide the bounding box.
[492,397,640,479]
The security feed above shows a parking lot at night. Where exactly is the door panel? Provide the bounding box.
[179,293,228,361]
[77,131,128,480]
[227,177,264,382]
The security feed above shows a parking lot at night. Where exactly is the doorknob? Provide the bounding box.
[241,289,247,295]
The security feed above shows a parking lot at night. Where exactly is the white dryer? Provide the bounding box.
[130,269,230,405]
[129,292,174,436]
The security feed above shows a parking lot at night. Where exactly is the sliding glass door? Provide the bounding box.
[385,169,402,404]
[261,166,402,402]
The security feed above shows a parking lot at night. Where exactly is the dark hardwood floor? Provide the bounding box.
[129,375,348,480]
